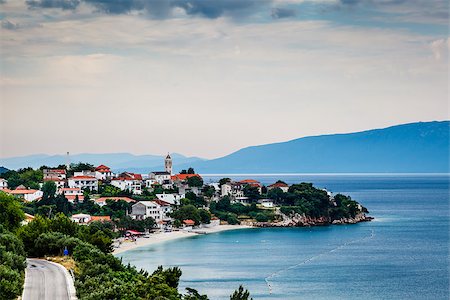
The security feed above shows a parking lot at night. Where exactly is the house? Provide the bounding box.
[5,188,43,202]
[60,187,84,203]
[110,173,143,195]
[155,193,184,205]
[145,178,158,188]
[43,169,66,180]
[221,182,244,198]
[237,179,262,194]
[183,219,195,228]
[171,173,202,183]
[267,181,289,193]
[95,165,113,180]
[44,177,66,189]
[74,170,96,177]
[71,213,91,224]
[258,199,274,208]
[68,176,98,191]
[149,171,171,186]
[232,197,252,205]
[95,196,135,207]
[0,178,8,190]
[130,200,172,228]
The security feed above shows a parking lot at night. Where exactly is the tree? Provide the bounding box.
[267,187,285,202]
[216,196,231,211]
[199,209,211,224]
[0,192,25,231]
[184,287,209,300]
[219,178,231,186]
[243,185,260,201]
[255,213,269,222]
[171,205,201,225]
[187,176,203,188]
[180,169,187,174]
[202,185,216,198]
[187,167,195,174]
[230,285,252,300]
[0,265,23,300]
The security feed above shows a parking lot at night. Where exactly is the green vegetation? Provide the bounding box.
[187,176,203,187]
[230,285,253,300]
[0,191,252,299]
[0,192,26,300]
[1,167,43,189]
[271,182,368,220]
[171,204,211,226]
[210,196,276,224]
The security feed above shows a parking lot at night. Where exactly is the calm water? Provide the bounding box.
[118,174,449,299]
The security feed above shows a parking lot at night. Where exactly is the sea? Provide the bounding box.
[118,174,449,300]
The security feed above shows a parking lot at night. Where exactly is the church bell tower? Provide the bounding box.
[165,153,172,175]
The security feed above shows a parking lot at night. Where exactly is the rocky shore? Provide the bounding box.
[251,213,373,228]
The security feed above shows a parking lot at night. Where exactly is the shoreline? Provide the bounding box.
[113,225,252,255]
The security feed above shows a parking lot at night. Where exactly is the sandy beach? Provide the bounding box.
[113,225,252,255]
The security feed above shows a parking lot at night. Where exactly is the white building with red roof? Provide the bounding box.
[43,169,67,180]
[68,175,98,191]
[4,188,43,202]
[110,172,143,195]
[95,165,113,180]
[59,187,84,203]
[130,200,172,228]
[267,181,289,193]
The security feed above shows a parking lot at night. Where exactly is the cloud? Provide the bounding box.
[26,0,81,10]
[1,19,19,30]
[430,38,449,61]
[271,7,297,19]
[24,0,271,19]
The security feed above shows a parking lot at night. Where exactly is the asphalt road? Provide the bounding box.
[22,258,73,300]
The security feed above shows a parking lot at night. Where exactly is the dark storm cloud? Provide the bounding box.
[271,7,297,19]
[170,0,270,19]
[25,0,271,19]
[26,0,81,10]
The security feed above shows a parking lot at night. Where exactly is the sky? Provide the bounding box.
[0,0,448,159]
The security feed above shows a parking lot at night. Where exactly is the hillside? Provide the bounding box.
[185,121,449,173]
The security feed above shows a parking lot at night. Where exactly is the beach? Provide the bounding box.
[113,224,252,255]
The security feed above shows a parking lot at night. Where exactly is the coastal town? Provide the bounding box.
[0,154,371,250]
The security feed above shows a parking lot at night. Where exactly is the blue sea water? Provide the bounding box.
[118,174,449,299]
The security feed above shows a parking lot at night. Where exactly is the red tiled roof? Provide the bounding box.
[70,176,97,180]
[171,174,202,181]
[9,189,39,195]
[89,216,111,223]
[44,177,65,182]
[183,219,195,225]
[61,188,81,191]
[95,165,111,171]
[95,197,136,203]
[239,179,260,184]
[268,182,289,188]
[46,169,66,174]
[111,173,142,181]
[154,199,171,206]
[65,195,85,201]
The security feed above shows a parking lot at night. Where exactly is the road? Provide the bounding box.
[22,258,76,300]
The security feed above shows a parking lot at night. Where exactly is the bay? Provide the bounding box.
[118,174,449,299]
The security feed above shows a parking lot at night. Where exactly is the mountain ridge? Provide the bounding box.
[1,121,448,173]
